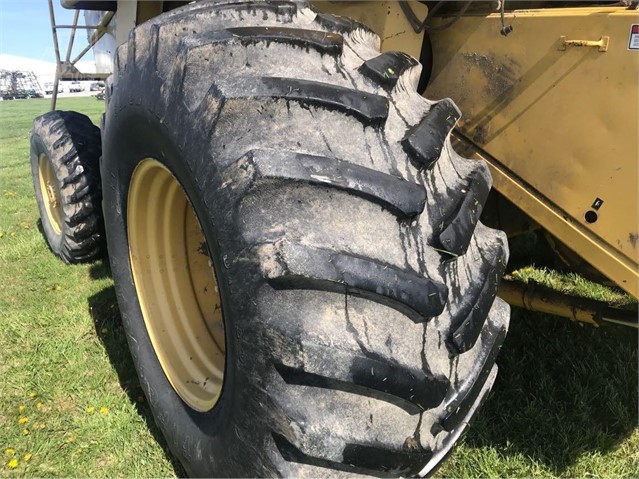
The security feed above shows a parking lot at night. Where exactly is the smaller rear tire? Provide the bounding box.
[30,110,104,263]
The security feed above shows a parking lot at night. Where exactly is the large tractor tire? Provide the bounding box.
[102,1,509,476]
[30,111,104,263]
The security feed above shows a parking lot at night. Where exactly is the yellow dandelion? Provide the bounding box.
[0,232,4,238]
[18,417,28,424]
[23,454,32,462]
[85,406,95,413]
[5,448,15,456]
[35,422,45,430]
[28,391,37,398]
[99,406,108,414]
[66,435,75,443]
[10,232,15,237]
[54,285,62,291]
[7,458,18,469]
[101,327,108,334]
[18,405,25,412]
[36,402,42,409]
[22,429,29,436]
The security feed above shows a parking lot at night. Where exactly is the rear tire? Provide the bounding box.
[102,1,510,476]
[30,110,104,263]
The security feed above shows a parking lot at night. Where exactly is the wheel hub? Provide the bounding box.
[127,159,226,412]
[38,153,63,234]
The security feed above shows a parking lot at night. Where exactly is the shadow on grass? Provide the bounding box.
[506,231,556,272]
[466,308,638,474]
[35,219,56,257]
[87,285,186,477]
[89,258,112,280]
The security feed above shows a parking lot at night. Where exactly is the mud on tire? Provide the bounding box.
[102,1,510,476]
[30,110,104,263]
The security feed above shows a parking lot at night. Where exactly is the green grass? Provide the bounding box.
[1,97,637,477]
[509,266,635,309]
[0,97,182,477]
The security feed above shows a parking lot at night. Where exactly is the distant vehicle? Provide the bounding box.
[44,82,63,95]
[25,89,43,99]
[68,81,83,93]
[1,90,42,100]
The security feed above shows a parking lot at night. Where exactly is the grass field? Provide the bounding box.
[1,97,637,477]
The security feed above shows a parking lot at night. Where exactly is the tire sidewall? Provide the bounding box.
[102,101,253,476]
[30,132,65,254]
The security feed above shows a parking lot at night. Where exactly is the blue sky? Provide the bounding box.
[0,0,93,63]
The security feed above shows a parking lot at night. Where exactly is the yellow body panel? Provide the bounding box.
[425,7,639,297]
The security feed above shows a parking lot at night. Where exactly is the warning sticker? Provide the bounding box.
[629,24,639,50]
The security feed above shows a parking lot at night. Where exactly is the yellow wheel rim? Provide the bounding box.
[38,153,63,234]
[128,159,225,412]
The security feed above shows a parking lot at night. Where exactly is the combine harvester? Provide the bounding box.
[29,1,638,476]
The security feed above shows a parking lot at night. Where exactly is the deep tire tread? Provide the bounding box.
[256,239,448,321]
[436,163,492,256]
[197,26,344,54]
[275,341,448,413]
[224,149,427,217]
[313,12,376,37]
[447,238,508,354]
[402,99,461,169]
[30,111,104,263]
[223,77,389,125]
[359,51,419,90]
[273,432,429,478]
